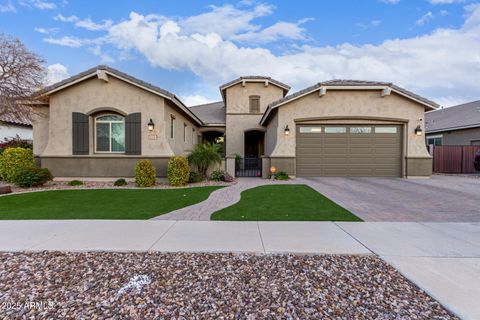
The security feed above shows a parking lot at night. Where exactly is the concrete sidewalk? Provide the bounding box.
[0,221,478,319]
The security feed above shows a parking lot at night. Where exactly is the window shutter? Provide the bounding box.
[125,112,141,155]
[72,112,89,155]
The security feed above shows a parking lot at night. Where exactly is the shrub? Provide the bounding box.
[0,147,35,182]
[274,171,290,180]
[135,160,156,187]
[188,143,222,177]
[209,170,225,181]
[167,156,190,186]
[188,171,204,183]
[68,180,83,186]
[114,178,128,187]
[12,167,52,188]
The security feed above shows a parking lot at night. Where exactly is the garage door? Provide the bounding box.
[296,125,402,177]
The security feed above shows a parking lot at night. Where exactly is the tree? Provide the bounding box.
[188,142,223,177]
[0,33,45,117]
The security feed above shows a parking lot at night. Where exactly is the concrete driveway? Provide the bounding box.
[300,175,480,222]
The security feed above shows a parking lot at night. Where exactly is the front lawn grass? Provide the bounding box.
[211,184,362,221]
[0,187,222,220]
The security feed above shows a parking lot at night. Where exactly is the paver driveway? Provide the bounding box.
[300,175,480,222]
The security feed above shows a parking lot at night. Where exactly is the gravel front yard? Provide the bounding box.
[0,252,456,319]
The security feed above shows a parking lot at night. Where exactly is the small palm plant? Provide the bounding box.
[188,142,223,178]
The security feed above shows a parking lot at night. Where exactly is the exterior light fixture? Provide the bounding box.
[414,125,423,136]
[270,165,276,180]
[147,118,155,131]
[284,125,290,135]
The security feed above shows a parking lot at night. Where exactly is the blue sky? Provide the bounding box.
[1,0,479,106]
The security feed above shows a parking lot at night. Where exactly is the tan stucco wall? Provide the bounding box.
[32,106,49,156]
[224,82,284,156]
[264,90,431,177]
[38,76,198,157]
[164,99,199,156]
[268,90,429,157]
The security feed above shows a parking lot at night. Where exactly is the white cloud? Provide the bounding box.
[380,0,400,4]
[103,4,480,106]
[231,21,308,43]
[89,45,115,63]
[440,10,449,16]
[46,63,69,84]
[75,18,113,31]
[416,11,434,26]
[54,13,78,22]
[356,20,382,30]
[31,0,56,10]
[183,95,216,106]
[0,0,16,12]
[34,27,58,34]
[180,3,274,39]
[429,0,464,4]
[44,35,83,47]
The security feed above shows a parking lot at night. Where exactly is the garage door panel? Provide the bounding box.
[296,124,402,177]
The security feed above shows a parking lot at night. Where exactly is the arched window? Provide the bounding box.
[95,114,125,153]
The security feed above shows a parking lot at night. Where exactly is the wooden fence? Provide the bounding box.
[431,145,479,173]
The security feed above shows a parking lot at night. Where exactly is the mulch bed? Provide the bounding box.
[0,252,457,319]
[0,180,233,195]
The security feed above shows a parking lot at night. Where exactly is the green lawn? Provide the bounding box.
[211,184,362,221]
[0,187,222,220]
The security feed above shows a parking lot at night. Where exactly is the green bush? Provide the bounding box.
[135,160,156,187]
[167,156,190,186]
[274,171,290,180]
[0,147,35,182]
[114,178,128,187]
[209,170,225,181]
[0,136,33,154]
[12,167,53,188]
[67,180,83,186]
[188,143,222,177]
[188,171,204,183]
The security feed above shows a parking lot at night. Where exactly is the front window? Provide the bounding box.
[95,114,125,153]
[170,116,175,139]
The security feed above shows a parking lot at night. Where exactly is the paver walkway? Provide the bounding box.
[302,175,480,222]
[151,178,296,220]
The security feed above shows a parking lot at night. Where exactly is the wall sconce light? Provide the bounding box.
[284,125,290,135]
[415,125,423,136]
[147,118,155,131]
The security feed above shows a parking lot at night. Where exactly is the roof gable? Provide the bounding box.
[219,76,290,102]
[260,80,439,125]
[37,65,203,126]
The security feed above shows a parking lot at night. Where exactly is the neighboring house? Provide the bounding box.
[32,65,437,178]
[0,106,33,142]
[425,100,480,146]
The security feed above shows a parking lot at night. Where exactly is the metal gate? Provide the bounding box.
[235,157,262,177]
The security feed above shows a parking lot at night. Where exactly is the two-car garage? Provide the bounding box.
[296,124,402,177]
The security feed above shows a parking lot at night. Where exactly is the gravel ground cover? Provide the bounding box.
[0,252,456,319]
[0,179,233,195]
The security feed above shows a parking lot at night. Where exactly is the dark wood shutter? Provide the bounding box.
[72,112,89,155]
[125,112,141,155]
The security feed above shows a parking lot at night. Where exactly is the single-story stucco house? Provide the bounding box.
[425,100,480,146]
[32,65,438,178]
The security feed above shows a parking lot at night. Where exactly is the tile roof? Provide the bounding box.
[189,101,225,125]
[426,100,480,133]
[36,65,203,125]
[268,80,438,109]
[0,105,32,127]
